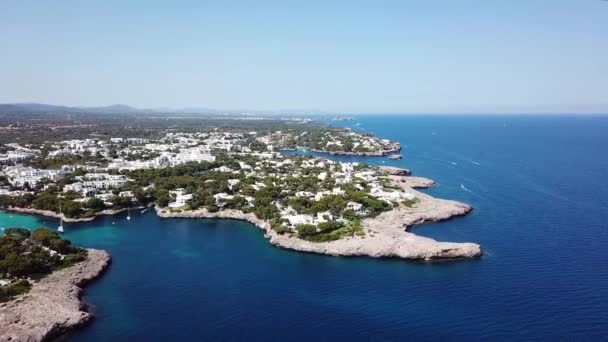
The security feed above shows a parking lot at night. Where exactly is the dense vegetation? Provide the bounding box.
[1,153,394,238]
[0,228,88,302]
[0,186,97,219]
[295,220,365,242]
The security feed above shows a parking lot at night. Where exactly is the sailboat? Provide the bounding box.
[58,205,64,233]
[127,207,131,221]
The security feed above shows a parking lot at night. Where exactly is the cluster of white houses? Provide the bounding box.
[1,165,73,187]
[107,147,216,171]
[0,130,414,231]
[63,173,132,197]
[311,131,397,152]
[162,157,415,229]
[0,150,37,163]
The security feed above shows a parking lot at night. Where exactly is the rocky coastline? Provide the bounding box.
[309,146,401,156]
[156,174,481,261]
[1,206,142,223]
[0,249,111,342]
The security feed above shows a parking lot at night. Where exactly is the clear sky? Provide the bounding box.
[1,0,606,113]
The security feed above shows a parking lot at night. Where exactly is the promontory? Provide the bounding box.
[0,228,111,342]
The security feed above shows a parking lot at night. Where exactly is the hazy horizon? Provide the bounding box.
[3,101,608,115]
[1,1,607,113]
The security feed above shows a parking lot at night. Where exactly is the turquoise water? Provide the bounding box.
[1,115,607,340]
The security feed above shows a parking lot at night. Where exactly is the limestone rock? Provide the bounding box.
[0,249,111,342]
[376,166,412,176]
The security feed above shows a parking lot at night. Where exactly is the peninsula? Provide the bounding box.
[157,171,480,260]
[256,127,402,156]
[0,229,111,341]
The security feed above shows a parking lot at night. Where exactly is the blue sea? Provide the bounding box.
[1,115,607,340]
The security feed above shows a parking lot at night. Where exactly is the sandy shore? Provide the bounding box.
[157,175,481,261]
[0,249,111,342]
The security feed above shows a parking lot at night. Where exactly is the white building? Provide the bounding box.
[286,214,314,227]
[316,211,333,223]
[227,179,240,191]
[346,201,363,212]
[213,193,234,206]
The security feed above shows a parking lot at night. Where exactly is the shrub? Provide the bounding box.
[3,227,31,239]
[402,198,419,208]
[0,280,32,303]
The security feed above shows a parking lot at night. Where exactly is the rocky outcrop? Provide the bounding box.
[376,166,412,176]
[0,249,111,342]
[390,175,436,188]
[155,175,482,261]
[269,182,480,260]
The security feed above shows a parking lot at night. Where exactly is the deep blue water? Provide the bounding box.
[1,114,607,340]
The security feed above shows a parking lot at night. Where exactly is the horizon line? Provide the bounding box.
[1,102,607,116]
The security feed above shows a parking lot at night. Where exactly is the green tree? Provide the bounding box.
[85,197,106,211]
[3,227,31,239]
[296,224,317,237]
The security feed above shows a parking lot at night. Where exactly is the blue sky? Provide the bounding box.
[1,0,606,113]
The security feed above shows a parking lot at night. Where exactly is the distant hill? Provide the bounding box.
[0,103,327,116]
[83,104,140,113]
[0,103,142,115]
[0,103,74,113]
[0,103,268,117]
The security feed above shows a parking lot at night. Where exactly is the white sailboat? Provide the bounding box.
[127,207,131,221]
[58,205,64,233]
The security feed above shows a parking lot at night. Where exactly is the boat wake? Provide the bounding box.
[460,184,474,193]
[438,158,457,165]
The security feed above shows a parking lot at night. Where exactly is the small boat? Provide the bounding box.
[127,208,131,221]
[141,208,149,214]
[58,205,64,233]
[388,154,403,160]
